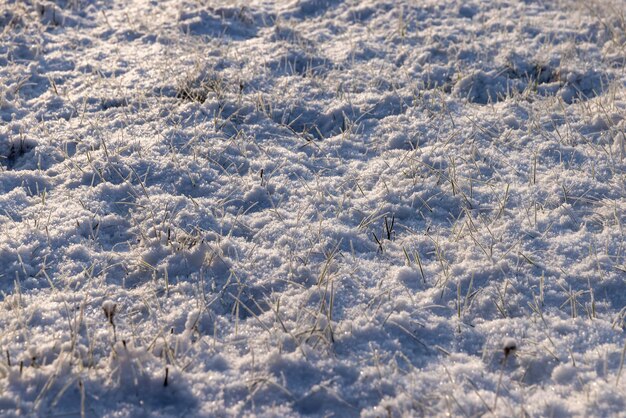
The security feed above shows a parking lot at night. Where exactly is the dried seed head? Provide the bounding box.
[503,337,517,357]
[102,300,117,324]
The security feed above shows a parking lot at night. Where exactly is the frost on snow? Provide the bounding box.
[0,0,625,417]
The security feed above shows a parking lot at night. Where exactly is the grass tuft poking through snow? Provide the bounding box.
[0,0,625,416]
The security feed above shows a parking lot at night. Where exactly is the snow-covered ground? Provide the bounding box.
[1,0,625,416]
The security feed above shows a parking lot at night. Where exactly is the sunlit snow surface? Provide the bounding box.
[1,0,625,416]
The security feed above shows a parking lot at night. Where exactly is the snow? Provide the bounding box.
[1,0,625,416]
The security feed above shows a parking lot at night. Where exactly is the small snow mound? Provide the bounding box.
[184,241,209,270]
[551,363,577,384]
[454,70,520,104]
[502,115,520,130]
[395,266,423,290]
[185,309,202,331]
[243,184,270,208]
[386,132,412,150]
[558,69,609,103]
[590,114,611,131]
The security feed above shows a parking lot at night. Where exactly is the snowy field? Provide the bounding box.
[1,0,626,416]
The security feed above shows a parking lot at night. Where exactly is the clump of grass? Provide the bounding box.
[176,68,225,104]
[102,300,117,342]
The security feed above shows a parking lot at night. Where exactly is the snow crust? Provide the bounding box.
[1,0,625,416]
